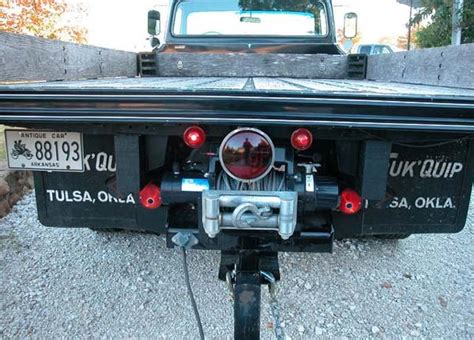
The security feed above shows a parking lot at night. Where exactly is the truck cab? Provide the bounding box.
[149,0,347,54]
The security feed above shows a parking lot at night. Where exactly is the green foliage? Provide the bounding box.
[412,0,474,48]
[0,0,87,44]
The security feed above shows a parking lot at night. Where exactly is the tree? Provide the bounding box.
[398,25,420,49]
[412,0,473,48]
[0,0,87,44]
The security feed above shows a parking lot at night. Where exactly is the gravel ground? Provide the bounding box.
[1,191,473,339]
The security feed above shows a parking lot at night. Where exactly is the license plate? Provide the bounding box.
[5,130,84,172]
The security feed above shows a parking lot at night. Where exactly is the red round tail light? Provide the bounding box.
[219,128,275,182]
[183,126,206,149]
[339,189,362,215]
[291,128,313,151]
[139,183,162,209]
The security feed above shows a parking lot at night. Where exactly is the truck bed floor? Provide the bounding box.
[1,77,474,99]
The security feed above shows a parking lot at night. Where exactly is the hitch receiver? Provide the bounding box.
[222,251,281,340]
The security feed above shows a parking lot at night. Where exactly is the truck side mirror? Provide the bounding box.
[344,12,358,39]
[151,37,160,48]
[148,10,161,36]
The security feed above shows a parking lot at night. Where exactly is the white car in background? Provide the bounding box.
[356,44,394,55]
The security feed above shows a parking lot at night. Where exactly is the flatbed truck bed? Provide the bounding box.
[2,76,473,97]
[1,77,473,132]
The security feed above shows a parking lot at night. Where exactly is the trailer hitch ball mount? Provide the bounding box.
[223,251,282,340]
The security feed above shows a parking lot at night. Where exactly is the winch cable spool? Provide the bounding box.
[217,169,286,191]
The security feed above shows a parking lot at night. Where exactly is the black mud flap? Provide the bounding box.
[34,134,167,232]
[362,140,474,235]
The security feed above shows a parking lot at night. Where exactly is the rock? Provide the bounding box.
[0,199,11,218]
[417,304,429,312]
[438,296,448,308]
[315,327,324,335]
[410,330,421,337]
[304,282,312,290]
[371,326,380,334]
[8,193,21,207]
[0,178,10,196]
[297,325,305,333]
[0,170,33,218]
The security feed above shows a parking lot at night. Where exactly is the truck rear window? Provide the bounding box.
[172,0,328,37]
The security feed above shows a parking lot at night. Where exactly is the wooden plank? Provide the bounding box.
[253,78,304,91]
[0,33,65,82]
[367,44,474,89]
[0,32,137,82]
[100,48,138,78]
[157,53,348,79]
[63,44,101,80]
[2,77,474,98]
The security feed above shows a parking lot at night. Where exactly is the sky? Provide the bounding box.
[79,0,413,52]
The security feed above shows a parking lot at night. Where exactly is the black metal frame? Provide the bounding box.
[0,90,473,132]
[234,270,262,340]
[221,251,280,340]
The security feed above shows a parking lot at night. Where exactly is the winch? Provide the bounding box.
[158,127,340,240]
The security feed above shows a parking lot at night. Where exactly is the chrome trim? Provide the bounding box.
[202,190,298,240]
[0,93,473,108]
[0,115,473,132]
[219,127,276,183]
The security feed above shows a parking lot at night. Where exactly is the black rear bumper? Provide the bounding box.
[0,90,473,132]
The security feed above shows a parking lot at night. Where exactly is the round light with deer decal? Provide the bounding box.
[219,128,275,182]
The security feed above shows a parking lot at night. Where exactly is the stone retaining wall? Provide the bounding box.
[0,161,33,218]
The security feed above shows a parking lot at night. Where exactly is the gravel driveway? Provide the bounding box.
[1,191,473,339]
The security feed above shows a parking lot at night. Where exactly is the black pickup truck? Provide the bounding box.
[1,0,473,338]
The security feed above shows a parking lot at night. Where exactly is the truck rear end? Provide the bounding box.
[2,79,472,243]
[0,0,473,337]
